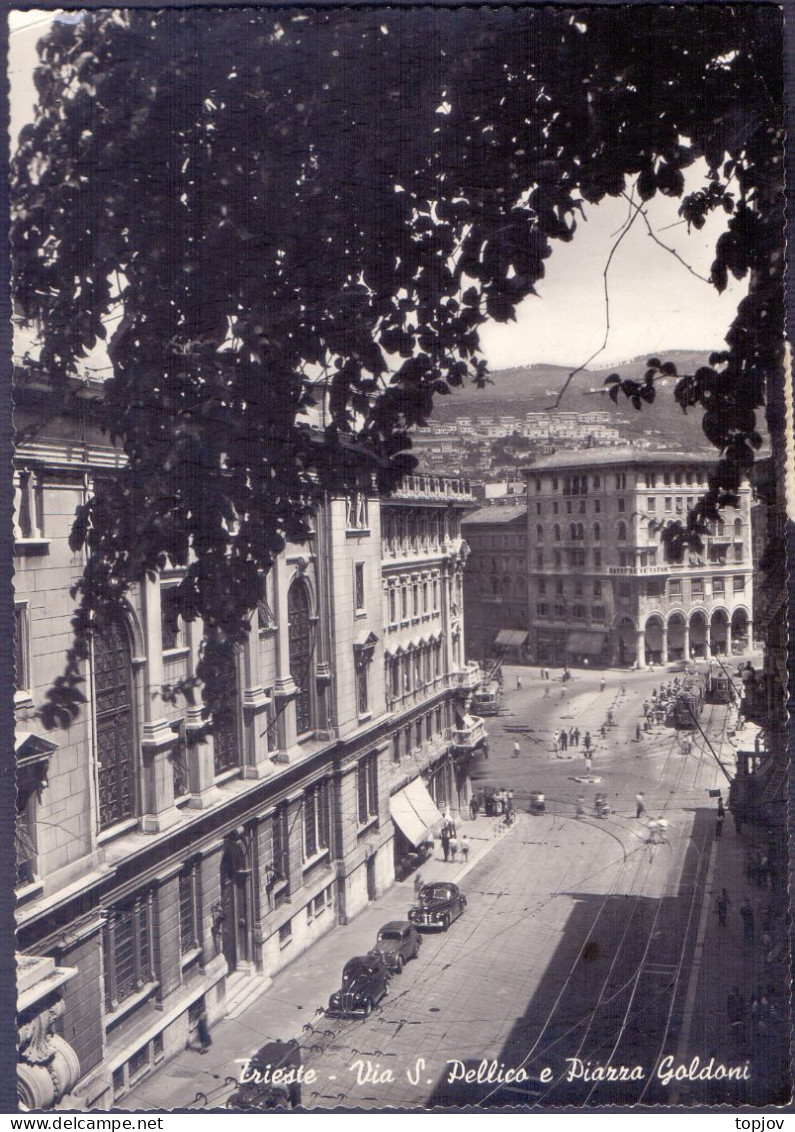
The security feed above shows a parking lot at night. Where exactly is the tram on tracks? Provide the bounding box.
[668,671,708,729]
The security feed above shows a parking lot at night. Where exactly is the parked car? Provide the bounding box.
[226,1040,302,1110]
[370,921,422,973]
[326,955,390,1017]
[408,882,467,931]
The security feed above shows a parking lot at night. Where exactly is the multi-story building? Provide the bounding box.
[461,500,529,661]
[523,449,754,668]
[13,374,481,1110]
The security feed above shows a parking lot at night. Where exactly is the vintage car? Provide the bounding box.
[226,1040,303,1110]
[326,955,390,1017]
[369,921,422,973]
[408,882,467,931]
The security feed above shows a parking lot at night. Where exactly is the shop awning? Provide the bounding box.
[389,778,444,847]
[494,629,528,648]
[567,631,607,655]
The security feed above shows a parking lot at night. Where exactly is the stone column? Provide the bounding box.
[683,621,691,660]
[272,557,298,757]
[140,577,183,832]
[240,626,272,779]
[635,629,647,670]
[186,621,224,810]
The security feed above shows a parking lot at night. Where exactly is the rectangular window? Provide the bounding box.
[304,782,330,860]
[401,585,408,620]
[356,662,369,716]
[432,578,439,610]
[257,573,276,631]
[591,605,605,621]
[572,604,586,620]
[422,581,429,612]
[354,563,365,612]
[712,577,725,596]
[538,578,546,595]
[14,603,30,694]
[665,497,673,512]
[103,893,154,1012]
[675,497,683,514]
[647,497,656,512]
[415,719,423,749]
[357,754,378,825]
[412,583,419,617]
[618,582,631,598]
[553,550,562,567]
[594,499,601,513]
[554,602,566,618]
[279,921,292,948]
[536,550,544,568]
[691,580,704,598]
[272,805,289,885]
[734,544,743,563]
[552,501,559,515]
[536,602,549,616]
[618,498,626,513]
[669,580,682,597]
[178,865,199,955]
[388,587,397,624]
[425,714,433,741]
[405,726,412,758]
[170,721,190,801]
[593,580,602,597]
[593,550,602,568]
[15,785,38,888]
[733,576,746,593]
[392,735,401,763]
[161,586,183,651]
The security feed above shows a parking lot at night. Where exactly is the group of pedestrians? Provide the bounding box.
[439,821,470,864]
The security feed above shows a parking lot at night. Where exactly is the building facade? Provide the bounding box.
[13,377,481,1109]
[460,501,529,661]
[523,450,754,668]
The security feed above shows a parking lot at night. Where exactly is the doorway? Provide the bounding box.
[221,838,251,973]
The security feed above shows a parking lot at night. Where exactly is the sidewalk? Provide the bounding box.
[122,811,513,1111]
[673,813,789,1105]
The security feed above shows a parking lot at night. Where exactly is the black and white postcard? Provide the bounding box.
[8,3,791,1114]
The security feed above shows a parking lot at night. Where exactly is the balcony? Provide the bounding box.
[451,661,483,690]
[448,715,487,752]
[390,474,474,502]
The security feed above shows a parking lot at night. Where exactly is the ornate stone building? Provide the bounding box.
[14,376,480,1108]
[523,449,754,669]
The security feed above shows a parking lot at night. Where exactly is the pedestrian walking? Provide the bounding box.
[560,729,568,752]
[197,1008,212,1055]
[470,794,479,820]
[715,812,724,839]
[740,897,755,944]
[414,871,424,898]
[635,723,642,742]
[568,727,576,747]
[717,797,726,819]
[635,792,645,819]
[600,676,606,692]
[460,834,470,862]
[583,731,592,752]
[715,888,731,926]
[512,740,520,759]
[584,754,592,776]
[449,836,458,863]
[575,794,586,819]
[573,727,580,747]
[441,829,450,862]
[516,675,523,691]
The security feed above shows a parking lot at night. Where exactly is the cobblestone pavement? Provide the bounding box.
[125,658,787,1111]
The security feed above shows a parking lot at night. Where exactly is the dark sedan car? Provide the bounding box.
[408,882,467,931]
[369,921,422,973]
[326,955,390,1017]
[226,1040,302,1110]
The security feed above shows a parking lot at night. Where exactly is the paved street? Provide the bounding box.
[125,659,787,1111]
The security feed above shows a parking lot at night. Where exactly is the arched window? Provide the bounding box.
[288,580,314,735]
[734,518,743,537]
[490,575,499,596]
[94,619,135,830]
[648,520,656,541]
[576,523,584,540]
[515,575,527,594]
[553,524,561,542]
[593,522,601,542]
[617,521,627,542]
[502,576,512,595]
[569,523,577,540]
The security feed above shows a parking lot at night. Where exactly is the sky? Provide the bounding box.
[9,9,748,373]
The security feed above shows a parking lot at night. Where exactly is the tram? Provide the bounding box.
[705,671,733,704]
[472,679,502,716]
[669,673,707,729]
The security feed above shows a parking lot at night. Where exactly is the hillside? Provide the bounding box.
[429,350,734,450]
